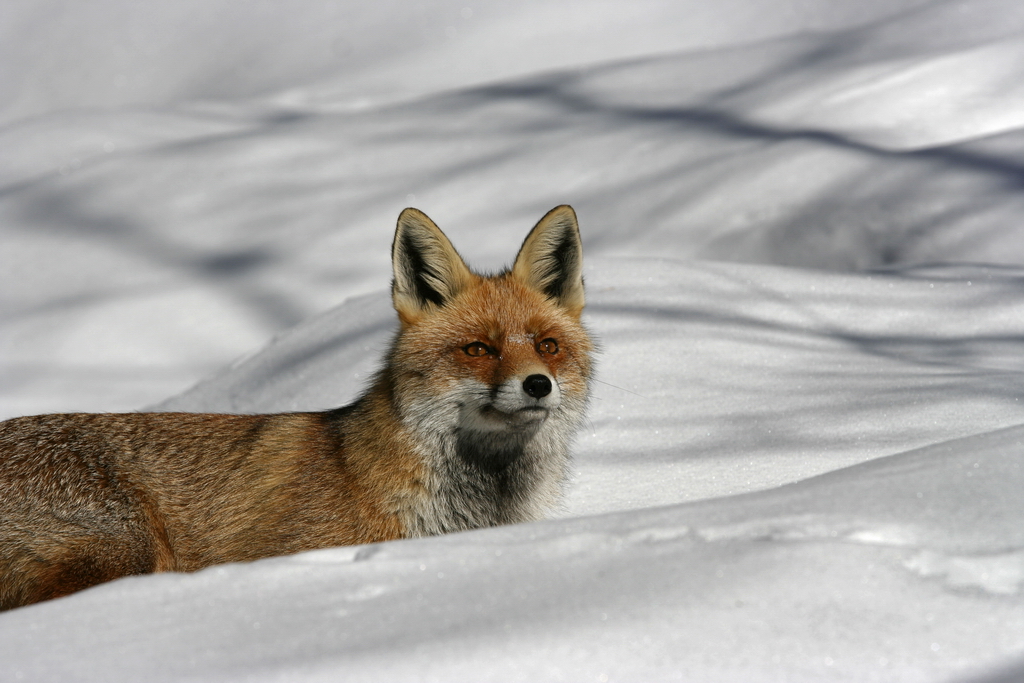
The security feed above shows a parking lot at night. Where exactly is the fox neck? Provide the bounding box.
[363,373,574,536]
[414,421,572,536]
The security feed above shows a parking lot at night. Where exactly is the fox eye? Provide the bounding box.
[463,342,494,357]
[537,338,559,355]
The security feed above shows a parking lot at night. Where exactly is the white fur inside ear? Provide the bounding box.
[513,205,585,314]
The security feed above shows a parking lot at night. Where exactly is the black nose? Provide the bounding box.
[523,374,552,398]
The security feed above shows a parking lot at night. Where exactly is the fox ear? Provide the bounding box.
[392,208,473,324]
[513,205,585,316]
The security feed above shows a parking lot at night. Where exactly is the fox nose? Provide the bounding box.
[523,374,552,398]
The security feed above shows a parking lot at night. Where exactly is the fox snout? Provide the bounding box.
[486,371,561,424]
[456,370,563,434]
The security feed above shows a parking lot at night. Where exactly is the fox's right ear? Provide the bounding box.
[392,208,473,324]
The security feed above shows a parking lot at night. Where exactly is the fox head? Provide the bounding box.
[388,206,592,498]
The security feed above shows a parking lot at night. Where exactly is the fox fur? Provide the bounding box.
[0,205,593,610]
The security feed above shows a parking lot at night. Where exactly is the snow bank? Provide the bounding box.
[158,257,1024,511]
[3,421,1022,682]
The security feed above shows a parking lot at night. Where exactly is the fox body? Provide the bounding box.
[0,206,592,610]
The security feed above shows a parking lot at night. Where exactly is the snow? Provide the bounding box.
[2,1,1024,681]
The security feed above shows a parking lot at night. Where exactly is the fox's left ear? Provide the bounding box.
[513,205,585,317]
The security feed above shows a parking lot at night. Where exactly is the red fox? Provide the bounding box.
[0,205,592,610]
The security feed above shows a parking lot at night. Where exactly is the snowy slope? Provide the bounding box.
[3,424,1023,683]
[3,1,1024,681]
[156,258,1024,511]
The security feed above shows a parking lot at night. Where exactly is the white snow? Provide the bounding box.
[2,1,1024,681]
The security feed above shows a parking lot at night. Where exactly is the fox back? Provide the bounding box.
[0,205,592,610]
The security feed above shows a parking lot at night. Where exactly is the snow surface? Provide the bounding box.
[2,1,1024,681]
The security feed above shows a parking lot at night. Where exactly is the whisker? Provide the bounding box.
[592,378,645,398]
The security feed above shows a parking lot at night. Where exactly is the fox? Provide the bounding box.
[0,205,593,611]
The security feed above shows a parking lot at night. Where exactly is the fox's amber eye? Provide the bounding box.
[463,342,493,357]
[537,338,559,355]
